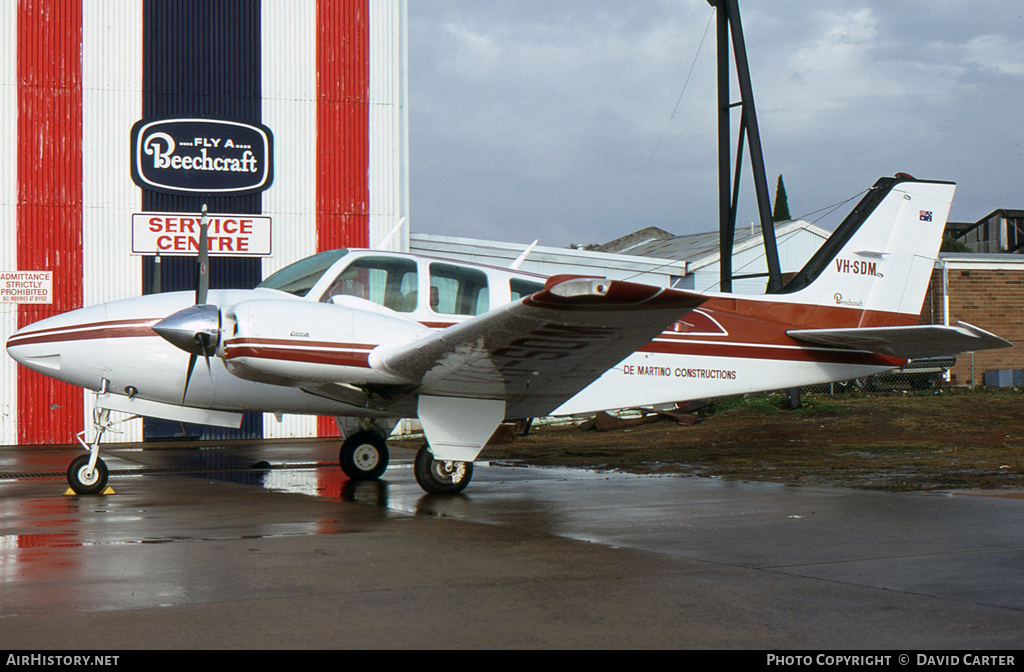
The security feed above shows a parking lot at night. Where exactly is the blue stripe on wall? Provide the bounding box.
[141,0,264,440]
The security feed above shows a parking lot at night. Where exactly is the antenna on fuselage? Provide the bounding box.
[375,217,407,251]
[509,240,538,270]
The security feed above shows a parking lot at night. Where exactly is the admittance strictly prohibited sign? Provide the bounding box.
[0,271,52,304]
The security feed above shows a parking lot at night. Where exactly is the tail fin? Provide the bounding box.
[776,175,955,327]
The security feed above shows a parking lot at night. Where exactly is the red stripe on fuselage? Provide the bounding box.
[7,319,160,348]
[225,337,375,351]
[698,297,918,331]
[224,339,372,368]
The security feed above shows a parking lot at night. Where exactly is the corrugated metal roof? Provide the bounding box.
[983,209,1024,220]
[618,220,831,269]
[411,233,688,277]
[938,252,1024,270]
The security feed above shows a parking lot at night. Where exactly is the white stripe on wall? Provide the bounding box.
[82,0,144,442]
[260,0,318,438]
[0,1,17,445]
[369,0,409,253]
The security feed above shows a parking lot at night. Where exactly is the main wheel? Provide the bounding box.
[67,454,109,495]
[414,444,473,495]
[339,431,389,481]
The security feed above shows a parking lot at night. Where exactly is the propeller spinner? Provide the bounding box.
[152,304,221,358]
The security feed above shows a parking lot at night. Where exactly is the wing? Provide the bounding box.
[787,321,1011,360]
[370,276,706,419]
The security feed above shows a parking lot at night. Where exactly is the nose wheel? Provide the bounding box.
[67,454,109,495]
[414,444,474,495]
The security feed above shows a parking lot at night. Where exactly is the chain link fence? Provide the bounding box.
[800,356,957,396]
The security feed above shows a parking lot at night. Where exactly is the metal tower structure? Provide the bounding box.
[708,0,783,293]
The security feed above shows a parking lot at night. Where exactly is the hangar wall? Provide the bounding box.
[0,0,408,446]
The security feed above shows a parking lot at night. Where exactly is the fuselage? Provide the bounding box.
[6,248,904,422]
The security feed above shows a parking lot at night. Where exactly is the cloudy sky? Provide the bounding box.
[407,0,1024,248]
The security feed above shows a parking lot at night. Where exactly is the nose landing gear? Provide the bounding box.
[67,402,135,495]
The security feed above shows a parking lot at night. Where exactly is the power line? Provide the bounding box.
[607,8,716,230]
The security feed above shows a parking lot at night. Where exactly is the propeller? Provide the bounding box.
[151,205,222,404]
[195,204,210,305]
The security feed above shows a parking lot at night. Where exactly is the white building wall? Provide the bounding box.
[81,0,145,442]
[260,0,319,439]
[260,0,318,281]
[369,0,409,253]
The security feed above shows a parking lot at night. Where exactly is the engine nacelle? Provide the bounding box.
[222,298,430,387]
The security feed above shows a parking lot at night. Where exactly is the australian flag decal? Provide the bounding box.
[920,210,933,222]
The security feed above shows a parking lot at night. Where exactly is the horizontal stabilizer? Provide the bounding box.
[787,322,1011,360]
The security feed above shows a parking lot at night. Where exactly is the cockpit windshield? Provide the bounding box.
[256,249,348,297]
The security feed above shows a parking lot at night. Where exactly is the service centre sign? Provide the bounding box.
[130,118,274,196]
[132,213,272,257]
[0,271,52,304]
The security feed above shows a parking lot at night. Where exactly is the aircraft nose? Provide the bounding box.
[5,304,112,388]
[6,314,69,374]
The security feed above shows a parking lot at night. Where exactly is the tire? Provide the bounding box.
[67,454,109,495]
[339,431,389,481]
[414,443,473,495]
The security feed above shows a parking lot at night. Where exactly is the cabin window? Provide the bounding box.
[429,263,489,316]
[257,249,348,297]
[320,257,419,312]
[510,278,545,301]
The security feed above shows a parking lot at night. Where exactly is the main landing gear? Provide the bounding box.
[337,430,474,494]
[339,430,390,481]
[414,444,473,495]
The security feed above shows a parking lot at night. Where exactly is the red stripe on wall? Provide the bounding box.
[16,0,84,445]
[316,0,370,437]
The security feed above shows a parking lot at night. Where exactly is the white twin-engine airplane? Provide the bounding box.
[5,175,1011,496]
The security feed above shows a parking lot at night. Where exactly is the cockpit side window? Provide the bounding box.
[429,263,489,316]
[320,256,419,312]
[257,249,348,297]
[510,278,545,301]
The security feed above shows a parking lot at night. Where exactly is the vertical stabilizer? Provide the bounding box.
[776,176,955,326]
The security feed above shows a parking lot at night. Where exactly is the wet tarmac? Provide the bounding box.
[1,439,1023,649]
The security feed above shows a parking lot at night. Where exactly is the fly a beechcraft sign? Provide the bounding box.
[130,118,274,196]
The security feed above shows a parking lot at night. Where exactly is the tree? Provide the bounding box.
[772,174,791,222]
[940,236,971,253]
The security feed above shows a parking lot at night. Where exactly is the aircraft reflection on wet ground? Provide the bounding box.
[3,438,1024,648]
